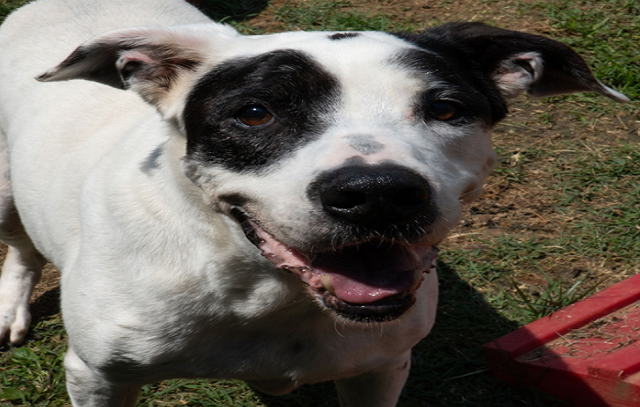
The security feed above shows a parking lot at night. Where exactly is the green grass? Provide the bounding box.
[0,318,67,405]
[1,0,639,406]
[541,0,640,100]
[229,0,418,34]
[508,270,606,321]
[0,0,22,20]
[271,0,410,32]
[445,143,640,322]
[555,145,640,260]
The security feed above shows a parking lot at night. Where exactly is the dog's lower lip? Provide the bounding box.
[323,291,417,322]
[231,208,438,320]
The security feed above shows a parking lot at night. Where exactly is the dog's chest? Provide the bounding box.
[99,301,421,385]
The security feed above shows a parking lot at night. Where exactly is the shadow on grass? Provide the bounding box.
[194,0,270,22]
[256,261,568,407]
[30,286,61,322]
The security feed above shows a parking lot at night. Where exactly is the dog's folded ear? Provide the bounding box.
[400,22,629,103]
[36,24,239,115]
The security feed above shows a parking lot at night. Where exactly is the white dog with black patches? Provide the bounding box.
[0,0,628,405]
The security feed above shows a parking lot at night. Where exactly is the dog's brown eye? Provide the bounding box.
[236,106,274,127]
[427,101,458,121]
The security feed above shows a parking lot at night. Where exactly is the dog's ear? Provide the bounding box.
[404,22,629,103]
[36,24,239,115]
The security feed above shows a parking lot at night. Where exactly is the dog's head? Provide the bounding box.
[39,21,627,322]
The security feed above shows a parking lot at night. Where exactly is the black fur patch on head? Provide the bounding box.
[328,32,360,41]
[393,31,508,124]
[183,50,339,172]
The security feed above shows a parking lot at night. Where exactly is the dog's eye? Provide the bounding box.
[427,101,458,121]
[236,106,274,127]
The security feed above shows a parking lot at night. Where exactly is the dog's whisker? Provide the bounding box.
[333,320,346,338]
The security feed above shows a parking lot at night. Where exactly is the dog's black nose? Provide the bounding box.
[315,165,431,226]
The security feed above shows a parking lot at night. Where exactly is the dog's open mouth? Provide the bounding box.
[233,210,438,322]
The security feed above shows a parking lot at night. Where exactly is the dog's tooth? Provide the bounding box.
[320,275,336,295]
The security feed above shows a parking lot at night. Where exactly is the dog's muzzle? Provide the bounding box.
[234,164,439,322]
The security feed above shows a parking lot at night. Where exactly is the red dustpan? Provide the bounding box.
[484,273,640,406]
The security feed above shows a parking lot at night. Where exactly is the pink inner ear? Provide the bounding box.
[116,50,158,71]
[493,51,543,99]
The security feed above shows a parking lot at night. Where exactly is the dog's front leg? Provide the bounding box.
[65,348,142,407]
[334,350,411,407]
[0,205,47,345]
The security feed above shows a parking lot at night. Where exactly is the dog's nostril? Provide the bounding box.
[393,187,428,207]
[316,165,431,225]
[322,190,368,210]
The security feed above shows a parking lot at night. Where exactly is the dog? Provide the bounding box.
[0,0,628,405]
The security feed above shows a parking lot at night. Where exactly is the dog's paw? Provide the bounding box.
[0,301,31,346]
[0,249,45,347]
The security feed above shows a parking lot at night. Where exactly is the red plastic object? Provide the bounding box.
[484,273,640,406]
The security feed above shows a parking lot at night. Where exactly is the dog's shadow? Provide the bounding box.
[256,261,565,407]
[195,0,270,22]
[30,286,62,322]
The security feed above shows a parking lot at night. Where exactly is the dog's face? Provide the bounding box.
[39,22,627,322]
[180,34,498,322]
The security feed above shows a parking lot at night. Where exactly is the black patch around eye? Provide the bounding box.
[328,32,360,41]
[183,50,340,173]
[417,91,487,126]
[391,47,507,124]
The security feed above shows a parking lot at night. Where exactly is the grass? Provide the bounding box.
[552,144,640,263]
[540,0,640,100]
[0,318,67,405]
[0,0,638,406]
[0,0,22,20]
[270,0,410,32]
[228,0,419,34]
[508,270,606,321]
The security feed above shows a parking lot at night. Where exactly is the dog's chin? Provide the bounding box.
[231,210,438,323]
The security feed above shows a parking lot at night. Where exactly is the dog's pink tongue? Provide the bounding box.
[311,244,435,304]
[250,219,437,305]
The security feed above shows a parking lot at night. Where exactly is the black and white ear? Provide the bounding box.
[36,24,239,115]
[419,22,629,103]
